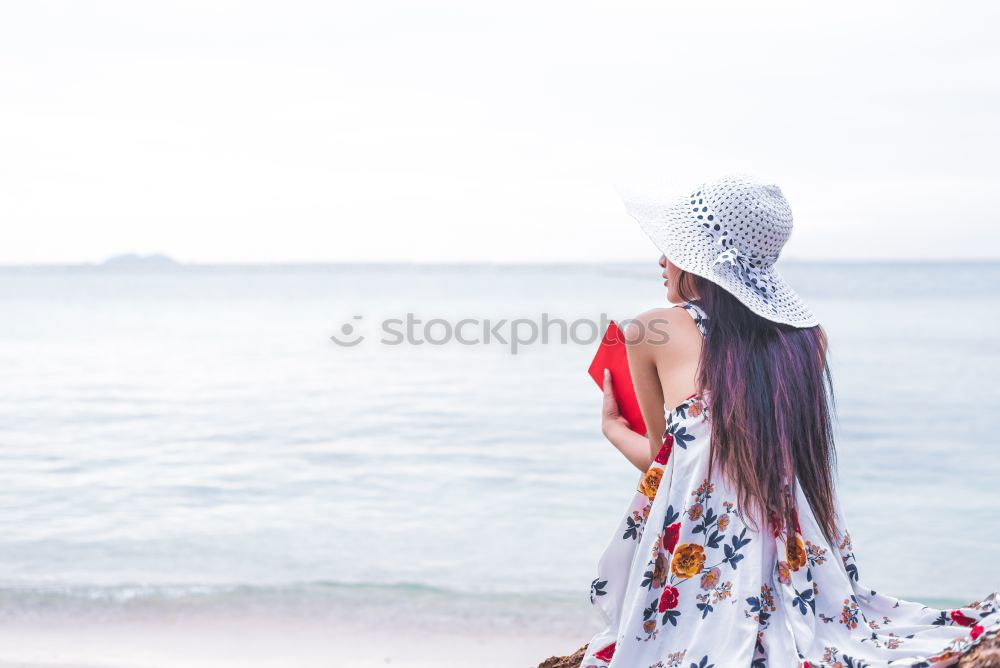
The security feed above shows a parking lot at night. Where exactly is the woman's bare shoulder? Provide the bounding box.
[623,306,698,356]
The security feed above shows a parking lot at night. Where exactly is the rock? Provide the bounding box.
[537,645,587,668]
[961,632,1000,667]
[538,633,1000,668]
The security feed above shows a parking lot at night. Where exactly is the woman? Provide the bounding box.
[581,175,999,667]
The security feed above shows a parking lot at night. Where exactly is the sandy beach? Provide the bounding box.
[0,615,583,668]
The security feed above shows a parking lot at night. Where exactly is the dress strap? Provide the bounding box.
[676,300,708,337]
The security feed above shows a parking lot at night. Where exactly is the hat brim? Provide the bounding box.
[620,187,820,328]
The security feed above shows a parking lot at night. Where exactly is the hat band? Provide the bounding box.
[713,248,778,303]
[696,200,779,303]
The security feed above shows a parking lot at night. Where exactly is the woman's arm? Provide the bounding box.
[601,308,692,471]
[625,310,674,465]
[600,370,654,471]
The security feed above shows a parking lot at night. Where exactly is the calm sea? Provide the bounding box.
[1,262,998,639]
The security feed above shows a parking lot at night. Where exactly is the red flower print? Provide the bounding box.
[654,434,673,464]
[971,625,985,641]
[951,610,976,627]
[768,510,781,538]
[658,585,680,612]
[663,522,681,553]
[593,641,616,662]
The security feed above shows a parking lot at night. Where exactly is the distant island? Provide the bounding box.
[100,253,181,270]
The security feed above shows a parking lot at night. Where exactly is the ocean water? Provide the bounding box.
[1,262,999,646]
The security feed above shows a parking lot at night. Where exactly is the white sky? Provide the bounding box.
[2,0,998,263]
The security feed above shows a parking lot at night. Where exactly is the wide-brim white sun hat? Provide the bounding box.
[620,174,819,328]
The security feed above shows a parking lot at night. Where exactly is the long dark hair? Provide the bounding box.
[676,271,838,545]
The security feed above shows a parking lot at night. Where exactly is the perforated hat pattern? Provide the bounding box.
[621,174,819,328]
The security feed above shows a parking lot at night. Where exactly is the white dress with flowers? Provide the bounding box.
[582,301,1000,668]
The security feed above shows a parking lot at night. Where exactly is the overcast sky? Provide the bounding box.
[2,1,998,264]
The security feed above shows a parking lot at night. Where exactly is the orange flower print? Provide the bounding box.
[700,566,721,590]
[841,597,860,629]
[717,514,730,531]
[688,400,703,417]
[650,553,668,589]
[776,561,791,585]
[687,503,703,521]
[670,543,706,579]
[639,467,664,500]
[713,581,733,602]
[666,650,687,666]
[787,535,807,571]
[805,540,827,567]
[693,479,714,499]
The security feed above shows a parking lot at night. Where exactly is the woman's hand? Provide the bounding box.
[601,369,655,471]
[601,369,631,437]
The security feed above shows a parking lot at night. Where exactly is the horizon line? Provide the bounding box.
[2,257,1000,269]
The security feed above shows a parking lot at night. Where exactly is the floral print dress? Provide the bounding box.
[582,301,1000,668]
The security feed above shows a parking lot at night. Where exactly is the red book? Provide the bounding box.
[588,321,647,436]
